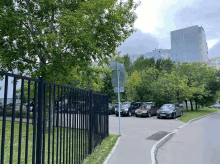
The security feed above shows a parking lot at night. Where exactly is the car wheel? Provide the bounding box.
[128,111,131,117]
[135,114,138,117]
[116,113,118,117]
[172,113,176,119]
[148,112,151,118]
[157,116,160,119]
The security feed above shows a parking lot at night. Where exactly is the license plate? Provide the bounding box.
[160,114,166,116]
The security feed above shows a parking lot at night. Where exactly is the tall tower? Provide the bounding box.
[170,25,208,64]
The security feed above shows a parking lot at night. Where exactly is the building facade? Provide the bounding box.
[143,48,172,61]
[170,25,209,64]
[208,57,220,70]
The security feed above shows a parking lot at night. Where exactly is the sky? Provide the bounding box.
[117,0,220,59]
[1,0,220,99]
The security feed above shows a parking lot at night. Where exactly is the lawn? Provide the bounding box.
[177,107,220,123]
[82,134,119,164]
[0,120,91,164]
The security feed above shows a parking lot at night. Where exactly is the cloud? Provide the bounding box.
[173,0,220,41]
[116,29,160,56]
[209,41,220,59]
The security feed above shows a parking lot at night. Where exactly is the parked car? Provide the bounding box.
[109,103,115,114]
[128,102,143,115]
[115,103,132,116]
[157,103,183,119]
[211,103,220,108]
[135,102,159,117]
[3,102,27,111]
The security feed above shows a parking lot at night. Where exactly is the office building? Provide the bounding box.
[170,25,209,64]
[209,57,220,70]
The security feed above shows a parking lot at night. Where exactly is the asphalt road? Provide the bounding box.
[157,111,220,164]
[107,114,184,164]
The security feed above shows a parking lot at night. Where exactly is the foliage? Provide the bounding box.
[0,0,140,84]
[0,110,33,119]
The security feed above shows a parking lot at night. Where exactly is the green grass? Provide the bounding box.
[82,134,119,164]
[177,107,220,123]
[0,120,90,164]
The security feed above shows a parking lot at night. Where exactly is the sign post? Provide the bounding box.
[109,61,126,136]
[117,62,121,136]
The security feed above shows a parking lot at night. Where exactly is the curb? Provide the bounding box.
[103,136,121,164]
[151,110,220,164]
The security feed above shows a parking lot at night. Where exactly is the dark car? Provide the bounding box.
[115,103,132,116]
[109,103,115,114]
[3,102,27,111]
[128,102,143,115]
[135,102,159,117]
[157,103,183,119]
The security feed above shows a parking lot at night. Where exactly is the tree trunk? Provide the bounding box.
[190,99,193,111]
[194,98,198,110]
[46,87,55,132]
[177,97,180,105]
[185,100,188,112]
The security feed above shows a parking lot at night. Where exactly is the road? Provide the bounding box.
[157,111,220,164]
[107,114,184,164]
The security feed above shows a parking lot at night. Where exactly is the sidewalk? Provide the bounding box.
[156,111,220,164]
[105,115,183,164]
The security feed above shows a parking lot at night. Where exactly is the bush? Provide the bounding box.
[0,110,33,119]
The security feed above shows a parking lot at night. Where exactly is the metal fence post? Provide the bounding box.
[89,90,93,155]
[36,77,44,164]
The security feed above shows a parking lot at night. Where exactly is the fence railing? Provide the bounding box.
[0,71,109,164]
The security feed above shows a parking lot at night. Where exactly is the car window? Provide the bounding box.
[122,104,130,107]
[146,105,151,109]
[140,105,145,109]
[161,104,174,108]
[161,108,173,111]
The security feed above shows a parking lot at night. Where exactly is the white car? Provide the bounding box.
[212,103,220,108]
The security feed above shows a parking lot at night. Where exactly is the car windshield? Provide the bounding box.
[161,104,173,109]
[160,108,173,111]
[140,105,151,109]
[122,104,130,107]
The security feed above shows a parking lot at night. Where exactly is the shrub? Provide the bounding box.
[0,110,33,119]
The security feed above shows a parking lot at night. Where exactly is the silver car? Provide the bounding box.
[212,103,220,108]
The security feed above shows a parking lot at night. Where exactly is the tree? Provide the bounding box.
[126,70,141,101]
[122,54,133,76]
[155,58,175,75]
[1,0,140,130]
[0,0,139,81]
[132,55,156,73]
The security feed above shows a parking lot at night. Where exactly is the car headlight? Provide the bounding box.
[157,110,160,113]
[168,111,172,114]
[124,108,128,111]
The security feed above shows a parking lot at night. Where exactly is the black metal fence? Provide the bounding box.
[0,71,109,164]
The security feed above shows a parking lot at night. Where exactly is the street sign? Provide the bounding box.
[109,61,124,70]
[112,68,126,87]
[114,86,124,93]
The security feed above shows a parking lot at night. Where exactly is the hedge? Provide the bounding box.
[0,110,33,119]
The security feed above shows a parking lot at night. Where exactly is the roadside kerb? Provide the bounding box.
[103,136,121,164]
[151,110,220,164]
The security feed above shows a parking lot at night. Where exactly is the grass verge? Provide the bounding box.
[0,120,89,164]
[82,134,119,164]
[177,107,220,123]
